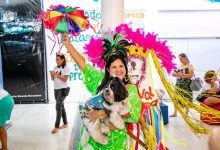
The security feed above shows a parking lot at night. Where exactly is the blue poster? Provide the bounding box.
[0,47,3,89]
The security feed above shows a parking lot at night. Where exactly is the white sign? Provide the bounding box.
[44,0,147,102]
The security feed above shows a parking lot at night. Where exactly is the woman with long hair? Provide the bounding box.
[50,53,70,134]
[62,33,142,149]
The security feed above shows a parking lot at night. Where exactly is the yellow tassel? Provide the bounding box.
[129,138,134,150]
[139,117,157,150]
[150,50,220,135]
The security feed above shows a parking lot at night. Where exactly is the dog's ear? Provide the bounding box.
[112,79,128,102]
[114,77,125,86]
[109,76,114,81]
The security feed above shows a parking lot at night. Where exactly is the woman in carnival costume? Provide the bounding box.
[62,33,144,149]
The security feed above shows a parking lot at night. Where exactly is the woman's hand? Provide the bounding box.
[173,72,182,78]
[50,71,57,76]
[177,72,184,78]
[172,72,178,77]
[62,33,71,46]
[61,33,85,72]
[121,113,131,119]
[89,110,118,130]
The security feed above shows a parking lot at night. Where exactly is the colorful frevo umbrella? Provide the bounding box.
[40,5,90,36]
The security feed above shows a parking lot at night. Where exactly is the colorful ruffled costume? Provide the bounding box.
[77,64,142,150]
[78,23,220,149]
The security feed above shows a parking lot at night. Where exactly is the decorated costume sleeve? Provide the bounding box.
[82,63,104,95]
[124,84,142,123]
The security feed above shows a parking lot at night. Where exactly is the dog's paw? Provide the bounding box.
[110,113,125,129]
[81,131,90,146]
[101,126,110,136]
[115,121,125,129]
[102,138,109,145]
[98,137,108,145]
[93,135,109,145]
[110,117,125,129]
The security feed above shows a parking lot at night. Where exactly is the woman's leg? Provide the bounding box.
[52,90,60,133]
[0,126,7,150]
[204,97,220,106]
[54,90,66,131]
[61,103,68,125]
[170,108,177,117]
[59,104,68,129]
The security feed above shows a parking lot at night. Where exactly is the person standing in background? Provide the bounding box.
[0,89,14,150]
[50,53,70,134]
[170,53,194,117]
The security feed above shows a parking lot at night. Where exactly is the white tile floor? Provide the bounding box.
[164,102,217,150]
[3,102,219,150]
[6,103,78,150]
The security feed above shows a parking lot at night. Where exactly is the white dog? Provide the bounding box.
[81,77,130,146]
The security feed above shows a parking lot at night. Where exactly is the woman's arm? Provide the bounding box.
[55,74,69,82]
[50,71,69,82]
[50,71,55,81]
[89,110,118,130]
[62,33,85,72]
[175,69,194,78]
[182,69,194,78]
[62,34,104,94]
[124,85,142,123]
[208,82,217,94]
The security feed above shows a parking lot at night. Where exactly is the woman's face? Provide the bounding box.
[212,74,217,82]
[56,56,64,66]
[109,59,126,80]
[179,56,188,65]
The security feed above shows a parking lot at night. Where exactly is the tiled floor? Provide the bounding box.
[164,102,217,150]
[3,102,219,150]
[6,103,78,150]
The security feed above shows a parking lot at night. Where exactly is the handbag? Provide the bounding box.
[190,77,203,91]
[61,87,70,96]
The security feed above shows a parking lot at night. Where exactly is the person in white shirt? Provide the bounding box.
[0,89,14,150]
[196,70,220,106]
[50,53,70,134]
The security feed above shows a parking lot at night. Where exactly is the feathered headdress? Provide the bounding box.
[99,33,134,66]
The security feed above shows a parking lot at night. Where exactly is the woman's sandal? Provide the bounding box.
[51,128,59,134]
[59,124,68,129]
[169,114,177,117]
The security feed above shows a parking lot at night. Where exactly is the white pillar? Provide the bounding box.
[101,0,124,32]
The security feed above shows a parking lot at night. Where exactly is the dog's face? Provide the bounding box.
[102,77,128,104]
